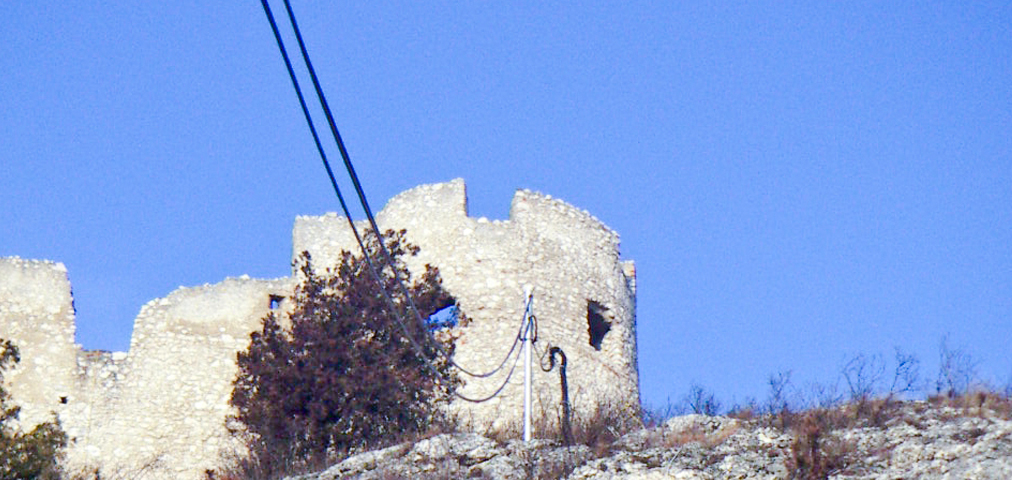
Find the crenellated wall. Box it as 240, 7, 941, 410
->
0, 179, 636, 479
0, 258, 79, 430
294, 179, 638, 428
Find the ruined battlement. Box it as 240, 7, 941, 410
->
0, 179, 637, 479
0, 258, 79, 428
294, 180, 638, 426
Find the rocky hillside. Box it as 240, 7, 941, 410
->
285, 397, 1012, 479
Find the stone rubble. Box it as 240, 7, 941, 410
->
287, 403, 1012, 479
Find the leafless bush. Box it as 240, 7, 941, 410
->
474, 397, 639, 458
70, 454, 167, 480
683, 383, 722, 416
727, 397, 759, 421
641, 399, 679, 427
888, 348, 920, 396
935, 335, 979, 397
764, 370, 797, 430
805, 381, 842, 410
649, 420, 740, 451
842, 353, 885, 402
838, 347, 920, 406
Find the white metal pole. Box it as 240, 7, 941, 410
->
522, 286, 533, 442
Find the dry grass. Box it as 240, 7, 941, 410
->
668, 423, 739, 449
928, 389, 1012, 419
783, 408, 858, 479
475, 399, 641, 456
567, 400, 642, 456
632, 417, 741, 452
838, 395, 902, 429
772, 387, 1012, 479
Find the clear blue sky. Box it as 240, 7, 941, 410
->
2, 2, 1010, 410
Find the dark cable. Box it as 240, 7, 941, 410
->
279, 0, 488, 376
258, 0, 353, 237
261, 0, 526, 399
526, 314, 538, 344
454, 341, 525, 404
551, 347, 572, 445
259, 0, 448, 386
537, 341, 554, 372
534, 342, 572, 445
264, 0, 441, 363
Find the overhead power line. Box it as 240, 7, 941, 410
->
259, 0, 531, 402
276, 0, 498, 378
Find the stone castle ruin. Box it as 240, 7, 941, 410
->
0, 179, 638, 479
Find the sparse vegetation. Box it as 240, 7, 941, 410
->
196, 328, 1012, 480
565, 400, 642, 457
935, 334, 979, 398
784, 408, 857, 479
763, 339, 1010, 479
198, 263, 1009, 480
482, 398, 642, 458
683, 383, 722, 416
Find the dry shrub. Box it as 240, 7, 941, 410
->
928, 389, 1012, 419
646, 420, 740, 451
483, 399, 639, 457
222, 230, 461, 479
568, 400, 642, 456
683, 383, 722, 416
209, 417, 461, 480
727, 399, 759, 422
641, 401, 680, 428
840, 395, 902, 429
782, 384, 1012, 479
677, 423, 738, 449
530, 455, 584, 480
71, 455, 166, 480
785, 409, 856, 480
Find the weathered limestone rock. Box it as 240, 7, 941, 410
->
288, 402, 1012, 480
289, 433, 592, 480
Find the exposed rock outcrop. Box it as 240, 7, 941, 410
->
287, 401, 1012, 479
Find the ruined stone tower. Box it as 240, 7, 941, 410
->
0, 179, 637, 478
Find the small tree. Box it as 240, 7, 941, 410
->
228, 229, 459, 477
0, 339, 68, 480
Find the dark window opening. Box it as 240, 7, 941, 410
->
60, 396, 68, 404
269, 294, 284, 310
587, 300, 611, 351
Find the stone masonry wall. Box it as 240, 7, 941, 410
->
0, 258, 291, 478
0, 179, 636, 479
0, 258, 79, 430
293, 179, 639, 429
